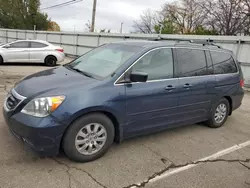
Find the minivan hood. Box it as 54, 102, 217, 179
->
14, 66, 98, 97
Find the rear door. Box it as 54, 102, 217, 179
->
3, 41, 30, 62
29, 42, 49, 62
123, 48, 180, 138
210, 51, 239, 104
174, 48, 216, 122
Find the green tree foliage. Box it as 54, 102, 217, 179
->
0, 0, 50, 30
100, 29, 111, 33
193, 26, 218, 35
154, 20, 177, 34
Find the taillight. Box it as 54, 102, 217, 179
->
56, 49, 64, 53
240, 79, 244, 88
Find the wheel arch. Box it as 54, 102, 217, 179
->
61, 108, 123, 147
44, 54, 57, 62
0, 54, 4, 63
224, 96, 233, 115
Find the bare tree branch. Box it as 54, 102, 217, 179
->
132, 9, 158, 34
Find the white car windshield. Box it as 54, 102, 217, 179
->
66, 44, 142, 78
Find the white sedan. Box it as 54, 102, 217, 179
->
0, 40, 65, 66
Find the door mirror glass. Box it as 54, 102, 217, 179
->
4, 44, 10, 48
130, 71, 148, 82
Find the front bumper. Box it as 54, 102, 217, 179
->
3, 105, 67, 156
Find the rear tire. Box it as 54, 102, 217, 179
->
63, 113, 115, 162
205, 98, 230, 128
45, 55, 57, 66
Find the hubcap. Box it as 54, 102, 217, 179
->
48, 58, 55, 65
75, 123, 107, 155
214, 103, 227, 124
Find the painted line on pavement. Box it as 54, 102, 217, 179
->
149, 140, 250, 184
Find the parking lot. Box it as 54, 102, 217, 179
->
0, 60, 250, 188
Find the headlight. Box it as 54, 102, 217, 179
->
21, 96, 65, 117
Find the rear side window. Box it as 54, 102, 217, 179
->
9, 41, 29, 48
30, 42, 48, 48
211, 51, 237, 74
131, 48, 173, 81
176, 48, 207, 77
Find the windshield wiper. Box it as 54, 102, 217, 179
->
70, 67, 94, 78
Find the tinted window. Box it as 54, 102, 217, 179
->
9, 41, 29, 48
176, 48, 207, 77
67, 44, 142, 78
31, 42, 48, 48
211, 51, 237, 74
131, 48, 173, 81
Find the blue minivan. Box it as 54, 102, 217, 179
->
3, 41, 244, 162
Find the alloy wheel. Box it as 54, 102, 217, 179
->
75, 123, 107, 155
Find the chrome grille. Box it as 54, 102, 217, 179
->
6, 93, 21, 110
4, 89, 26, 112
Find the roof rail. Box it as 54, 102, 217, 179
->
149, 37, 222, 49
195, 39, 222, 49
203, 42, 221, 49
149, 36, 193, 43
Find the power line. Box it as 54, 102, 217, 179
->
41, 0, 83, 10
41, 0, 82, 10
41, 0, 62, 7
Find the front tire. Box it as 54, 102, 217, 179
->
63, 113, 115, 162
205, 98, 230, 128
0, 55, 3, 64
45, 55, 57, 66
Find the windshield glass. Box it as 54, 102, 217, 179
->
0, 43, 7, 46
67, 44, 142, 78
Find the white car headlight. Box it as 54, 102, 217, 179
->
21, 96, 65, 117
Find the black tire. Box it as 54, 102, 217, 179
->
45, 55, 57, 66
205, 98, 230, 128
0, 55, 3, 64
63, 113, 115, 162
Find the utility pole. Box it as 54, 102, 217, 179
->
120, 22, 123, 34
90, 0, 97, 32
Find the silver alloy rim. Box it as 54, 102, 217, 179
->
75, 123, 107, 155
214, 103, 227, 124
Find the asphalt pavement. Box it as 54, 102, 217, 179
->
0, 60, 249, 188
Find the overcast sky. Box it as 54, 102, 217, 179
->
40, 0, 167, 33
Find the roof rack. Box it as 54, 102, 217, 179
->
194, 39, 221, 49
149, 36, 193, 43
203, 42, 221, 49
149, 37, 222, 49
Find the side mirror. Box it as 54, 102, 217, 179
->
4, 44, 10, 48
130, 71, 148, 83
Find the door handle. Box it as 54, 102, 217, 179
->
183, 83, 192, 88
165, 85, 175, 90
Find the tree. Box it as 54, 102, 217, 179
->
154, 20, 178, 34
48, 21, 61, 31
85, 20, 91, 32
0, 0, 51, 30
161, 0, 207, 34
200, 0, 250, 35
132, 9, 158, 34
193, 25, 218, 35
242, 0, 250, 35
99, 29, 111, 33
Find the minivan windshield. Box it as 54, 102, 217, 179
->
66, 44, 142, 78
